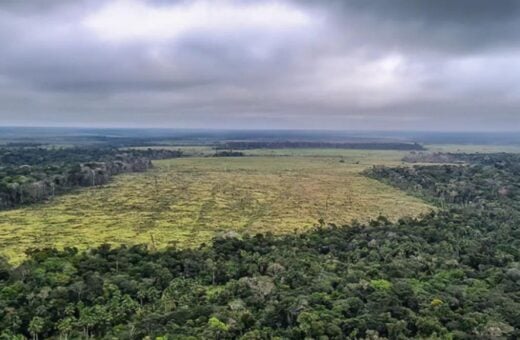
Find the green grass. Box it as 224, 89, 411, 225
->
0, 151, 433, 263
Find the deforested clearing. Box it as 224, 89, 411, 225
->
0, 151, 432, 263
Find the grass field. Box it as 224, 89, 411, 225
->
0, 150, 433, 263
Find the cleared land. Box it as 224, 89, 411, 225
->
0, 150, 433, 263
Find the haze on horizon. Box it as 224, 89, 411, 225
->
1, 0, 520, 131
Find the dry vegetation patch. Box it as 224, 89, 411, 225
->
0, 151, 432, 263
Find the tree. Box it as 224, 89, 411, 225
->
207, 317, 229, 339
28, 317, 45, 340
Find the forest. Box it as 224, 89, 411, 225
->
213, 151, 245, 157
217, 141, 425, 151
0, 152, 519, 339
0, 147, 183, 209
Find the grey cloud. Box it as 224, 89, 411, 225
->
0, 0, 519, 130
317, 0, 520, 53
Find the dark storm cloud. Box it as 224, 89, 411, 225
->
0, 0, 519, 130
323, 0, 520, 54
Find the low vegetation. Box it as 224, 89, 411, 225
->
0, 152, 432, 263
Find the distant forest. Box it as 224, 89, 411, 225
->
1, 152, 519, 338
0, 147, 182, 210
217, 141, 425, 151
2, 127, 520, 146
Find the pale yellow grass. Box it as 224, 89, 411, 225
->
0, 152, 432, 263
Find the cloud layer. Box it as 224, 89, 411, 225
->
1, 0, 519, 130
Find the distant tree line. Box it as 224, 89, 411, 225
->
0, 152, 520, 338
402, 151, 462, 164
369, 153, 520, 207
217, 141, 425, 151
400, 151, 517, 164
213, 151, 245, 157
0, 147, 183, 209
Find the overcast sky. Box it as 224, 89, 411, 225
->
1, 0, 520, 131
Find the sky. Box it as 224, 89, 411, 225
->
1, 0, 520, 131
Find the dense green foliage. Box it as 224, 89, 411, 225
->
0, 147, 184, 167
1, 153, 519, 339
0, 147, 183, 209
370, 153, 520, 207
